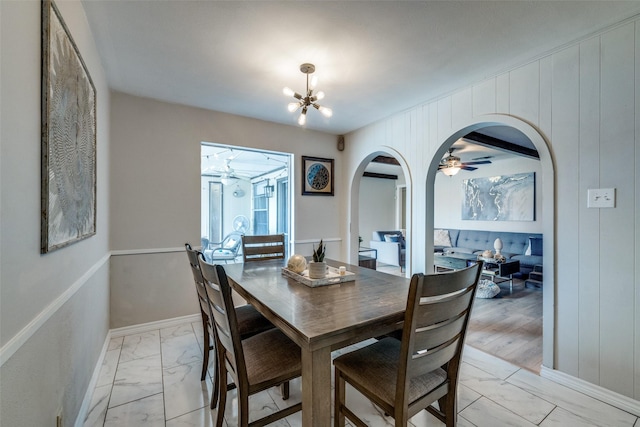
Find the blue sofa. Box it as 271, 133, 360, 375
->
434, 228, 543, 277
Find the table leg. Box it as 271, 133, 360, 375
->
301, 346, 332, 427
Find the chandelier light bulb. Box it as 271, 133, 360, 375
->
288, 102, 300, 112
309, 75, 318, 89
298, 111, 307, 126
283, 87, 295, 97
315, 91, 325, 101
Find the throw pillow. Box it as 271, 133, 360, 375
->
434, 229, 452, 247
525, 240, 531, 256
384, 234, 400, 243
224, 237, 238, 249
529, 237, 543, 256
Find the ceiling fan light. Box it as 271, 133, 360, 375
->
220, 174, 239, 185
441, 167, 460, 177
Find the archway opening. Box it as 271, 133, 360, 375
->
426, 115, 555, 373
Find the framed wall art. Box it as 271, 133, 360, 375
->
302, 156, 334, 196
462, 172, 535, 221
41, 0, 97, 253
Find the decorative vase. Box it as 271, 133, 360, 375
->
308, 261, 327, 279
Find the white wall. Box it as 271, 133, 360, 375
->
359, 176, 397, 245
109, 92, 339, 328
0, 1, 111, 426
434, 156, 543, 233
345, 20, 640, 401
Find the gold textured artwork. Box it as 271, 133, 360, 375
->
41, 0, 96, 253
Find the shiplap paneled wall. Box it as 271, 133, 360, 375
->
345, 21, 639, 400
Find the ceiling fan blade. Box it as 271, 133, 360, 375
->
461, 165, 478, 171
461, 160, 492, 165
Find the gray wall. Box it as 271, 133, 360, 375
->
345, 20, 640, 400
109, 92, 340, 328
0, 1, 111, 426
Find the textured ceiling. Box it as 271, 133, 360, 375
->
83, 1, 640, 135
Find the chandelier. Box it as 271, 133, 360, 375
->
283, 63, 332, 126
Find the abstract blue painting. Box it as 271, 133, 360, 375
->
462, 172, 535, 221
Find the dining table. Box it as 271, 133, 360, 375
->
222, 258, 410, 427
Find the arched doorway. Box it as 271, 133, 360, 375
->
349, 149, 411, 277
426, 114, 555, 371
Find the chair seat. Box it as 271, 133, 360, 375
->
236, 304, 274, 338
333, 337, 447, 406
243, 328, 302, 393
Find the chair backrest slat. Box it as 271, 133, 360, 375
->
411, 313, 466, 354
409, 336, 461, 376
242, 234, 286, 262
413, 287, 475, 326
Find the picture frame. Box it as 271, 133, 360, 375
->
41, 0, 97, 253
302, 156, 334, 196
462, 172, 535, 221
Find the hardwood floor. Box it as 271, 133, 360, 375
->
377, 263, 543, 373
466, 280, 543, 373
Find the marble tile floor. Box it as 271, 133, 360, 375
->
83, 320, 639, 427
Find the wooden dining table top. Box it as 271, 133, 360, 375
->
222, 258, 410, 351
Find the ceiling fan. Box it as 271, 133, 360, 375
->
438, 148, 491, 176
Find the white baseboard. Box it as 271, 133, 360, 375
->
540, 366, 640, 417
110, 313, 201, 338
74, 330, 112, 427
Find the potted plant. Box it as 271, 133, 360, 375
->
308, 239, 326, 279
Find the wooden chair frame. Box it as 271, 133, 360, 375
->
242, 234, 286, 263
198, 255, 301, 427
334, 262, 483, 427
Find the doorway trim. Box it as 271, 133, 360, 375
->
425, 114, 556, 369
349, 148, 412, 277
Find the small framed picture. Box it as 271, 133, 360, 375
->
302, 156, 334, 196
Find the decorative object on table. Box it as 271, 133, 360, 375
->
493, 237, 503, 255
283, 63, 332, 126
287, 254, 307, 274
308, 239, 326, 279
302, 156, 334, 196
41, 0, 97, 253
476, 279, 501, 298
282, 265, 355, 287
481, 249, 493, 259
462, 172, 535, 221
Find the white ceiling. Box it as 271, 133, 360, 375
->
83, 1, 640, 136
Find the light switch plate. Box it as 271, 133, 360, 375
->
587, 188, 615, 208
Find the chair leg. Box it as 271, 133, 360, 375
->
334, 370, 346, 427
280, 381, 290, 400
239, 388, 250, 427
215, 368, 227, 427
201, 319, 210, 381
442, 392, 457, 427
210, 346, 220, 410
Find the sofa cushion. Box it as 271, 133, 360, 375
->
434, 229, 452, 247
384, 234, 400, 242
512, 254, 543, 268
529, 237, 543, 256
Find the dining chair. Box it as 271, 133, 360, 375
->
185, 245, 275, 393
242, 233, 286, 263
333, 262, 483, 427
198, 254, 302, 427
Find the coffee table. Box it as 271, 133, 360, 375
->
433, 252, 478, 271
